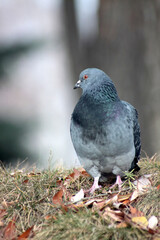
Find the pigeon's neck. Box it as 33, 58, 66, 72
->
83, 83, 119, 103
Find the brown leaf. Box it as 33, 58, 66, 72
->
116, 221, 128, 228
44, 215, 57, 220
22, 179, 29, 184
61, 204, 69, 212
1, 200, 18, 208
27, 172, 41, 177
103, 207, 124, 222
52, 189, 63, 205
1, 199, 8, 208
0, 209, 7, 220
56, 180, 62, 186
93, 200, 106, 210
105, 194, 118, 205
124, 206, 148, 231
122, 199, 130, 205
157, 184, 160, 190
4, 216, 17, 240
130, 205, 144, 217
77, 167, 90, 177
66, 169, 81, 181
68, 203, 84, 210
17, 226, 34, 239
81, 171, 90, 177
118, 194, 131, 202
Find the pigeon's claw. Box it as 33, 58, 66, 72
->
89, 176, 101, 194
110, 175, 122, 191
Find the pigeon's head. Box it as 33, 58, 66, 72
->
74, 68, 119, 101
74, 68, 111, 92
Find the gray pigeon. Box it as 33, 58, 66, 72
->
70, 68, 141, 193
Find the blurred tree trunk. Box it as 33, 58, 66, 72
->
95, 0, 160, 156
63, 0, 80, 81
63, 0, 160, 156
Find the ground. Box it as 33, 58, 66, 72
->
0, 155, 160, 240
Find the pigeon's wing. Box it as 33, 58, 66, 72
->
122, 101, 141, 171
133, 109, 141, 160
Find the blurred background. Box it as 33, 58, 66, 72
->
0, 0, 160, 169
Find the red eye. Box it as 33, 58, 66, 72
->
84, 74, 88, 79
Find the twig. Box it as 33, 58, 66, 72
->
65, 187, 131, 205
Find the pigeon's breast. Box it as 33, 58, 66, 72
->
70, 111, 134, 159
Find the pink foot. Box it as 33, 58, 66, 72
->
85, 176, 101, 194
110, 175, 123, 191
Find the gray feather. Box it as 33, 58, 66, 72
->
70, 68, 141, 181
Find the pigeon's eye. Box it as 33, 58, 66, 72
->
84, 74, 88, 80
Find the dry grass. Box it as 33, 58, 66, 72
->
0, 155, 159, 240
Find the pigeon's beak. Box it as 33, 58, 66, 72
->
73, 80, 81, 89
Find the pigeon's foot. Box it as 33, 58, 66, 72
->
85, 176, 101, 194
110, 175, 122, 191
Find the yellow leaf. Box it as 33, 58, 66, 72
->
118, 193, 131, 202
132, 216, 148, 227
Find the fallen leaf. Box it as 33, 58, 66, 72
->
17, 226, 34, 239
1, 200, 18, 208
71, 189, 84, 203
27, 172, 41, 177
93, 200, 106, 210
56, 180, 62, 186
10, 170, 23, 176
122, 199, 130, 205
116, 221, 128, 228
1, 199, 8, 208
77, 167, 87, 173
131, 176, 153, 201
130, 205, 144, 217
148, 216, 158, 230
132, 216, 148, 228
118, 194, 131, 202
81, 171, 90, 177
103, 207, 124, 222
152, 237, 160, 240
44, 215, 51, 220
22, 179, 29, 184
68, 203, 84, 210
52, 189, 63, 205
105, 194, 118, 205
66, 169, 81, 181
0, 220, 4, 227
44, 215, 57, 220
28, 172, 36, 177
0, 209, 7, 220
113, 202, 127, 210
130, 189, 139, 201
157, 184, 160, 190
4, 216, 17, 240
61, 204, 69, 212
85, 198, 102, 206
133, 176, 151, 192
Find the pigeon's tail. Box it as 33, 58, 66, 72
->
100, 158, 140, 183
129, 157, 140, 172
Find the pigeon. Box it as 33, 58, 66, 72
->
70, 68, 141, 193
